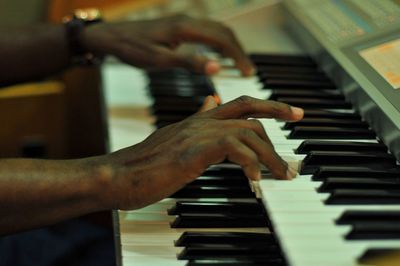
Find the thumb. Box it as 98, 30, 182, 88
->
198, 95, 220, 113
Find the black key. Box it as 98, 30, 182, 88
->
201, 167, 246, 178
149, 86, 212, 97
312, 166, 400, 181
346, 222, 400, 240
171, 185, 254, 198
301, 151, 396, 174
153, 96, 205, 105
147, 69, 196, 78
149, 77, 210, 87
178, 244, 280, 260
275, 98, 351, 109
296, 141, 387, 154
358, 248, 400, 264
284, 118, 368, 130
168, 201, 264, 215
317, 177, 400, 192
175, 232, 274, 247
269, 89, 343, 100
264, 80, 335, 89
257, 65, 322, 75
325, 189, 400, 205
190, 175, 249, 186
288, 126, 376, 140
171, 213, 268, 228
260, 73, 329, 82
250, 53, 316, 67
186, 259, 285, 266
303, 110, 361, 119
337, 210, 400, 225
152, 103, 201, 112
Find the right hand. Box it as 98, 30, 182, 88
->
95, 96, 303, 210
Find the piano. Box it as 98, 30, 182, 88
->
106, 0, 400, 265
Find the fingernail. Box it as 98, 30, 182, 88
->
205, 61, 221, 75
291, 106, 304, 119
286, 166, 297, 180
243, 66, 256, 76
212, 94, 222, 105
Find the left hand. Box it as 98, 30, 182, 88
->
80, 14, 255, 76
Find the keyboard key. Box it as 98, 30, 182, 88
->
296, 140, 387, 154
325, 189, 400, 205
175, 232, 275, 246
168, 201, 264, 215
284, 118, 369, 130
288, 126, 376, 139
311, 166, 400, 181
337, 210, 400, 225
170, 213, 268, 228
317, 177, 400, 192
301, 151, 397, 174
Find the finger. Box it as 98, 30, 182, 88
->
218, 119, 272, 145
220, 136, 261, 181
234, 128, 294, 180
207, 96, 304, 121
175, 19, 255, 76
224, 33, 256, 76
198, 95, 219, 113
113, 41, 212, 73
204, 61, 221, 75
151, 46, 220, 74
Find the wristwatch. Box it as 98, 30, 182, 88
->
63, 8, 103, 66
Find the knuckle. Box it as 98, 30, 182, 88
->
245, 152, 258, 165
249, 119, 264, 130
218, 135, 236, 147
269, 101, 284, 116
236, 95, 254, 107
237, 128, 253, 139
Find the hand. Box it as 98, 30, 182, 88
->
81, 14, 255, 76
96, 96, 303, 210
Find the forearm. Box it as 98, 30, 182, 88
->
0, 158, 107, 235
0, 24, 70, 86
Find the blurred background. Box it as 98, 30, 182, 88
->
0, 0, 269, 24
0, 0, 274, 161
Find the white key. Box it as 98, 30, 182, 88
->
118, 199, 270, 266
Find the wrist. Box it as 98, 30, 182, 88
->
63, 8, 104, 66
77, 157, 115, 211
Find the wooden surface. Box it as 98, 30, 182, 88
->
0, 81, 67, 158
61, 66, 109, 157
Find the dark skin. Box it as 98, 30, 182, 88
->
0, 15, 303, 235
0, 15, 254, 85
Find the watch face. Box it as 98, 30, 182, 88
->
74, 8, 102, 23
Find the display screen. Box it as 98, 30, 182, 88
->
359, 38, 400, 90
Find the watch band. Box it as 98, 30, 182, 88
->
63, 9, 103, 66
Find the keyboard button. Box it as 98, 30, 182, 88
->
325, 189, 400, 205
288, 126, 376, 139
296, 140, 387, 154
